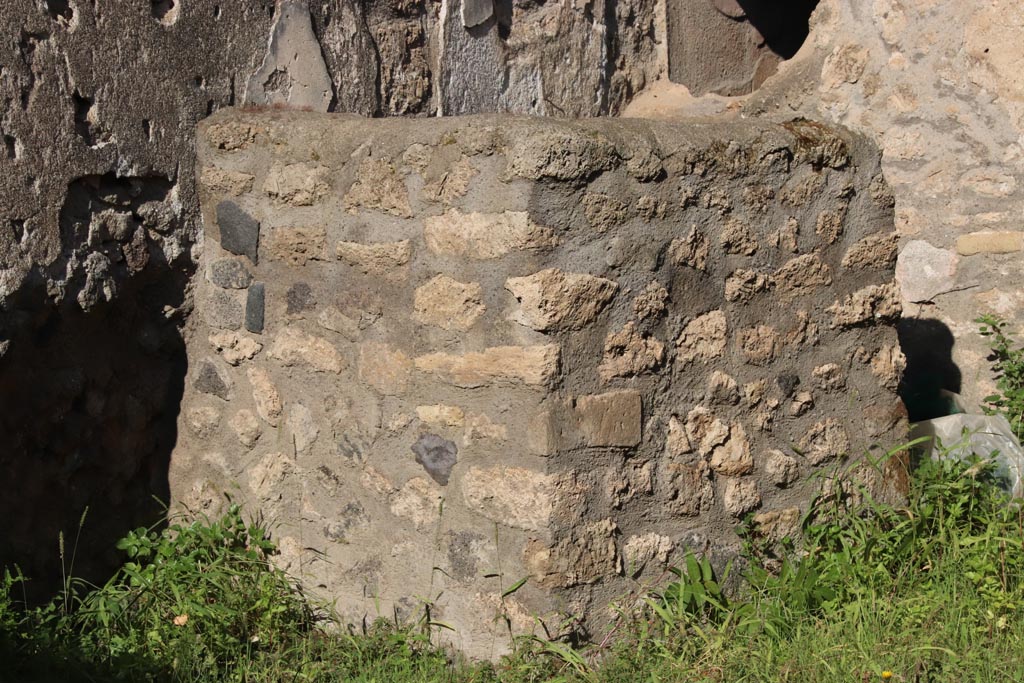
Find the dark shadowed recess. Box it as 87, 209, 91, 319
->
898, 317, 962, 423
0, 253, 187, 606
737, 0, 820, 60
667, 0, 820, 96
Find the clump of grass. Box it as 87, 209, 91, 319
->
513, 454, 1024, 683
3, 455, 1023, 683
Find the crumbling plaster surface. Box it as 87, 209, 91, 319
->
1, 0, 666, 347
177, 108, 906, 657
629, 0, 1024, 410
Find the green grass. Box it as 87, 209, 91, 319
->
3, 455, 1024, 683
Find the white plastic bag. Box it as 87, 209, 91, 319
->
910, 412, 1024, 500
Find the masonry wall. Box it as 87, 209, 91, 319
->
172, 109, 906, 656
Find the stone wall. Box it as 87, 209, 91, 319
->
174, 109, 906, 656
630, 0, 1024, 416
0, 0, 664, 591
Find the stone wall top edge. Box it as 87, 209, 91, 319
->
197, 108, 872, 160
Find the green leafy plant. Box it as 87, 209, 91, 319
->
977, 313, 1024, 440
70, 503, 315, 679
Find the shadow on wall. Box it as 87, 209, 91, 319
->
667, 0, 820, 96
898, 317, 963, 423
0, 273, 186, 602
737, 0, 820, 60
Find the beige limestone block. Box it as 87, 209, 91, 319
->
668, 226, 709, 270
752, 507, 801, 542
423, 210, 559, 259
738, 325, 781, 366
506, 269, 618, 332
317, 306, 360, 340
720, 219, 757, 255
524, 519, 621, 588
206, 121, 260, 151
462, 466, 557, 531
799, 419, 850, 465
360, 465, 396, 496
598, 322, 665, 380
723, 478, 761, 517
505, 126, 618, 181
821, 43, 869, 88
463, 413, 508, 444
664, 416, 691, 458
677, 310, 727, 364
343, 158, 412, 217
789, 391, 814, 417
263, 161, 330, 206
815, 207, 847, 244
842, 233, 899, 270
574, 390, 642, 448
724, 269, 772, 303
827, 282, 901, 328
774, 254, 833, 296
583, 193, 629, 232
336, 240, 412, 276
246, 366, 283, 426
186, 406, 221, 437
528, 409, 558, 456
955, 231, 1024, 256
200, 166, 255, 196
684, 407, 728, 457
287, 403, 319, 453
709, 422, 753, 476
413, 275, 485, 331
666, 461, 714, 516
708, 371, 740, 405
269, 326, 346, 373
390, 477, 443, 529
229, 409, 262, 448
359, 342, 412, 395
416, 404, 466, 427
209, 331, 263, 366
813, 363, 846, 391
870, 344, 906, 392
414, 345, 560, 388
421, 156, 477, 204
268, 226, 327, 266
632, 281, 669, 319
248, 452, 294, 499
622, 533, 674, 577
769, 216, 800, 253
765, 449, 799, 487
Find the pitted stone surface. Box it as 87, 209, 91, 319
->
172, 111, 905, 660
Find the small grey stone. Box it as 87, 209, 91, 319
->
462, 0, 493, 27
194, 359, 231, 400
208, 258, 253, 289
245, 282, 265, 334
216, 200, 260, 264
206, 288, 244, 330
412, 433, 458, 486
285, 282, 315, 314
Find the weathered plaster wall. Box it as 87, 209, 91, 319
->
175, 109, 906, 656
